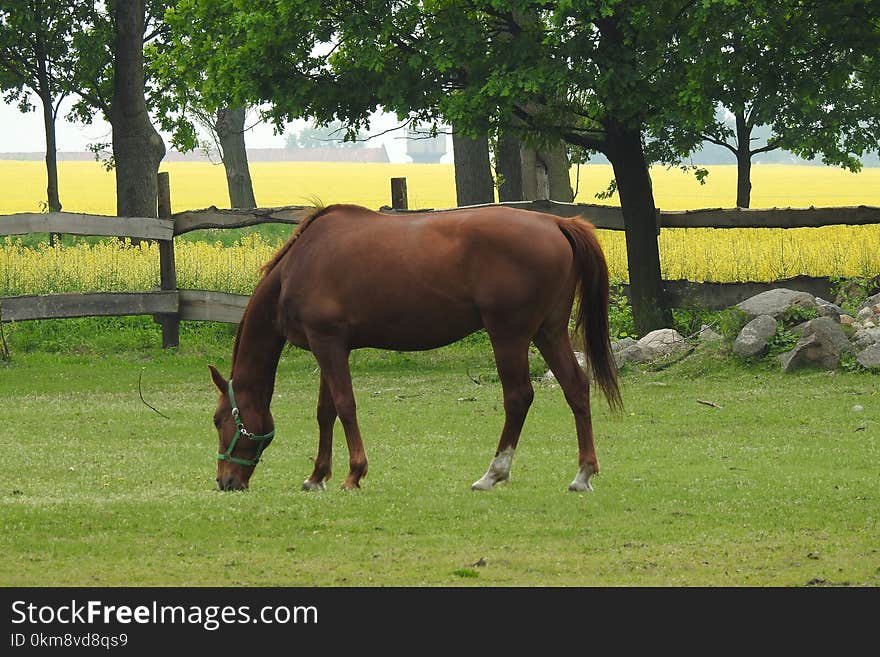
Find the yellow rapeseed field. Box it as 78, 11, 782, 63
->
1, 160, 879, 295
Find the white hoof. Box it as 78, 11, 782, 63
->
471, 447, 514, 491
301, 479, 326, 492
568, 464, 596, 492
471, 472, 507, 490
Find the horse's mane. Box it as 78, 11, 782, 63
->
258, 204, 334, 280
231, 205, 334, 367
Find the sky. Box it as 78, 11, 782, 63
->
0, 96, 423, 163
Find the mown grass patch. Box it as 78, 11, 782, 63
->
1, 320, 877, 586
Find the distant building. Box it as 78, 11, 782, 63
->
246, 147, 389, 163
405, 127, 447, 164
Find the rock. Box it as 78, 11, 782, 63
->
632, 328, 687, 362
852, 327, 880, 350
736, 288, 818, 320
840, 314, 855, 326
856, 306, 874, 322
734, 315, 777, 357
856, 292, 880, 315
780, 333, 842, 372
618, 342, 648, 365
785, 322, 855, 371
613, 329, 688, 365
698, 324, 723, 342
856, 344, 880, 370
607, 338, 637, 369
852, 405, 864, 412
800, 317, 854, 354
815, 297, 844, 320
611, 338, 636, 354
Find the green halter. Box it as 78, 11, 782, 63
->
216, 379, 275, 467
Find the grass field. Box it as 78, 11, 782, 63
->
0, 320, 878, 586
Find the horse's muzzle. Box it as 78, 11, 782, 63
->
216, 475, 248, 491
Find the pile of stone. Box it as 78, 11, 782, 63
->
604, 288, 880, 373
733, 288, 880, 372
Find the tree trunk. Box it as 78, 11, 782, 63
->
521, 145, 538, 200
215, 106, 257, 209
542, 143, 574, 202
496, 131, 524, 201
519, 142, 574, 202
38, 89, 61, 214
38, 81, 62, 246
110, 0, 165, 222
605, 123, 672, 335
35, 32, 61, 245
452, 129, 495, 206
735, 112, 752, 208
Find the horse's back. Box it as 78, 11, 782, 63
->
277, 204, 576, 349
296, 203, 572, 270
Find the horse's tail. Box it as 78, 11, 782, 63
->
555, 217, 623, 412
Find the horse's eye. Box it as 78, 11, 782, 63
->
213, 417, 222, 429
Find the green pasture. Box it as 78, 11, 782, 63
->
0, 319, 877, 586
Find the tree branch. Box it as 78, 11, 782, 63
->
750, 139, 782, 156
700, 134, 737, 154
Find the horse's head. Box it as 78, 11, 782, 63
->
209, 365, 275, 492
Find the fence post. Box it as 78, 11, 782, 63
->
391, 177, 408, 210
157, 172, 179, 348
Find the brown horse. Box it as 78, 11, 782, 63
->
209, 203, 621, 493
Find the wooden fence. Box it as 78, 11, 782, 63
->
2, 172, 879, 348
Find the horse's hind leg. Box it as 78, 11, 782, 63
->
302, 373, 335, 491
533, 328, 598, 492
307, 336, 368, 490
472, 332, 534, 490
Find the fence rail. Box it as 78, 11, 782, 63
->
1, 212, 174, 240
2, 173, 879, 347
172, 205, 313, 236
381, 199, 880, 231
1, 291, 178, 322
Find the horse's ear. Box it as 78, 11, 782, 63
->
208, 365, 227, 394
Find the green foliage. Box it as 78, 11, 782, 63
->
671, 307, 725, 339
3, 316, 236, 356
839, 352, 866, 373
0, 1, 92, 108
682, 0, 880, 204
594, 179, 618, 201
0, 0, 97, 208
765, 323, 799, 358
608, 291, 637, 340
830, 276, 876, 316
716, 307, 751, 339
779, 304, 819, 326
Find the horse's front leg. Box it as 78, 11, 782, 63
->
307, 336, 368, 490
302, 373, 335, 491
